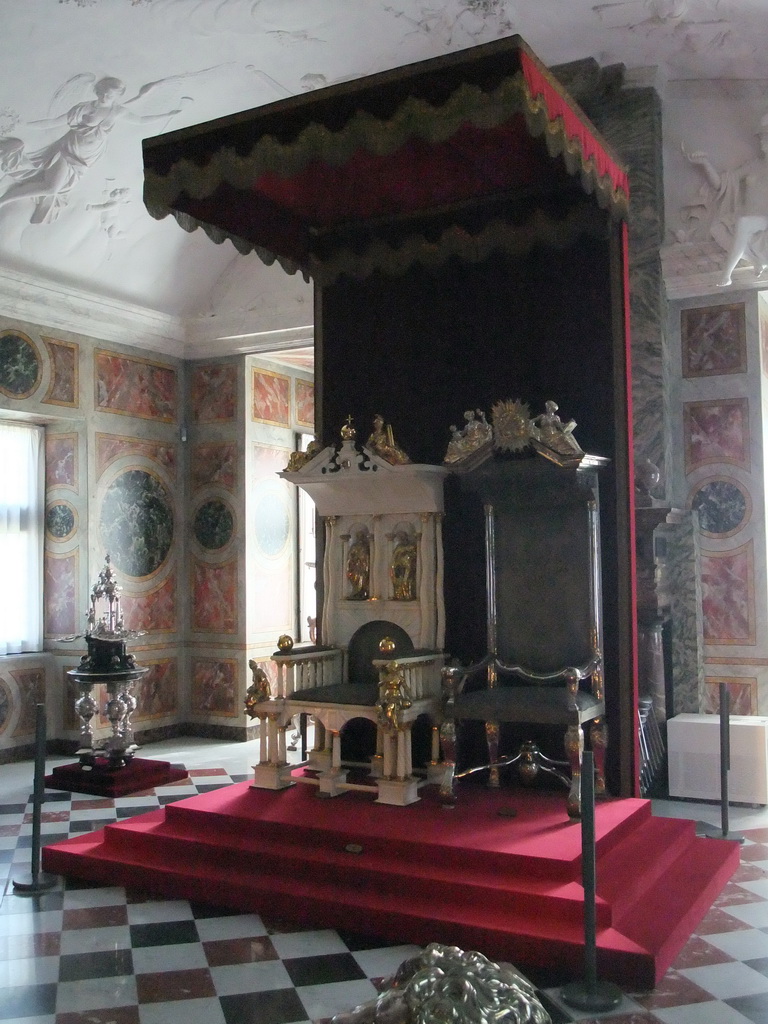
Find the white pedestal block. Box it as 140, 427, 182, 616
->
317, 768, 349, 797
375, 776, 420, 806
251, 763, 296, 790
667, 713, 768, 804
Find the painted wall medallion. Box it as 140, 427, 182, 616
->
681, 303, 747, 378
42, 337, 79, 407
191, 658, 238, 717
295, 378, 315, 428
45, 433, 77, 490
194, 499, 234, 551
95, 350, 177, 422
45, 501, 76, 541
252, 367, 290, 426
0, 331, 41, 399
0, 678, 9, 736
189, 363, 237, 423
100, 468, 174, 579
700, 542, 755, 645
683, 398, 750, 473
253, 480, 290, 559
690, 479, 749, 538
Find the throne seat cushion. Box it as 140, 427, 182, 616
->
288, 682, 380, 706
453, 685, 604, 726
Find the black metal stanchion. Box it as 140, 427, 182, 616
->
560, 751, 622, 1013
696, 683, 745, 843
13, 703, 58, 893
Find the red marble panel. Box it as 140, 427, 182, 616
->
95, 350, 177, 423
10, 667, 45, 737
45, 433, 77, 490
684, 397, 750, 473
702, 676, 757, 714
681, 303, 747, 378
191, 658, 239, 717
96, 433, 177, 480
190, 442, 237, 492
44, 550, 78, 637
0, 677, 11, 736
252, 367, 290, 426
133, 660, 178, 721
42, 337, 78, 407
121, 574, 176, 634
295, 378, 315, 429
189, 363, 237, 423
192, 559, 238, 634
700, 543, 755, 644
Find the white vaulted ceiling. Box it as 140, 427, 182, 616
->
1, 0, 766, 356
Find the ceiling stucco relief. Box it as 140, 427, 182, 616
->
0, 0, 767, 343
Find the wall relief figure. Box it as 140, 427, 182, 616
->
346, 528, 370, 600
390, 530, 417, 601
681, 116, 768, 286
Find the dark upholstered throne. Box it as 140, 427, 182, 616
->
439, 450, 608, 817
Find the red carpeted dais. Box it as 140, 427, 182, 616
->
42, 779, 739, 989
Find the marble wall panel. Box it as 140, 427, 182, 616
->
191, 558, 238, 634
95, 350, 177, 423
684, 397, 750, 472
10, 667, 45, 738
189, 362, 237, 423
700, 542, 755, 645
681, 303, 747, 378
133, 659, 178, 722
295, 378, 315, 429
45, 433, 77, 490
0, 329, 42, 400
702, 676, 757, 715
96, 433, 177, 480
121, 574, 176, 634
252, 367, 290, 427
190, 442, 237, 492
190, 658, 239, 717
44, 550, 78, 638
41, 337, 78, 408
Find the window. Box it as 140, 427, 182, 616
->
297, 432, 317, 643
0, 421, 43, 654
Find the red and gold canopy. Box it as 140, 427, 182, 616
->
143, 35, 628, 284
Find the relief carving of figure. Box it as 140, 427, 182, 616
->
390, 530, 417, 601
682, 116, 768, 286
366, 414, 411, 465
0, 75, 190, 224
346, 528, 370, 600
443, 408, 492, 464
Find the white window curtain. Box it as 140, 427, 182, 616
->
0, 421, 43, 655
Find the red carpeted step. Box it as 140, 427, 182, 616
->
41, 781, 738, 991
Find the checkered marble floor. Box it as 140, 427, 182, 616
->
1, 739, 768, 1023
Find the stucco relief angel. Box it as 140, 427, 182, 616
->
0, 72, 195, 224
680, 116, 768, 286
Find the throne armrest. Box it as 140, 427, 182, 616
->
372, 651, 445, 700
271, 646, 343, 697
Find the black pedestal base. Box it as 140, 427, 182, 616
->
45, 758, 188, 797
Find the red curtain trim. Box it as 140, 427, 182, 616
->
520, 51, 630, 203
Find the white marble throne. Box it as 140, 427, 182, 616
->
249, 424, 448, 805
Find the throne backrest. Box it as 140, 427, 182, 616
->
347, 619, 414, 686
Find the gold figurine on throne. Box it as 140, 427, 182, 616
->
367, 414, 411, 465
244, 660, 272, 717
376, 659, 413, 732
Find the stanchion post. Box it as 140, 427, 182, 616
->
696, 683, 744, 843
560, 751, 622, 1012
13, 703, 58, 894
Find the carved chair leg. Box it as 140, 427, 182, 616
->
438, 719, 457, 803
486, 721, 501, 787
564, 723, 584, 819
589, 717, 608, 796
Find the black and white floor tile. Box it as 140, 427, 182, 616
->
1, 739, 768, 1024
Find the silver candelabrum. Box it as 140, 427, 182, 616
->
62, 555, 148, 768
